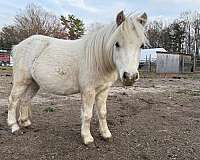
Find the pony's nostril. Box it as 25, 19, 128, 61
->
133, 73, 139, 80
135, 73, 139, 79
123, 72, 129, 80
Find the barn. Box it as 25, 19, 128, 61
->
140, 48, 167, 63
0, 49, 12, 66
139, 48, 167, 72
140, 48, 192, 73
156, 52, 192, 73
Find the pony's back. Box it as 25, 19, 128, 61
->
12, 35, 52, 70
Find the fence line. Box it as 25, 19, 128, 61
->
139, 55, 156, 73
139, 54, 193, 73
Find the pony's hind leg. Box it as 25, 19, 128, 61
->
18, 81, 39, 127
8, 83, 29, 132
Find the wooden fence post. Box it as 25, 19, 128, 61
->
146, 55, 148, 72
193, 54, 196, 72
149, 54, 151, 72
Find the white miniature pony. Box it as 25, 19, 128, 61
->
8, 11, 147, 145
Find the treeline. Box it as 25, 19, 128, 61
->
146, 11, 200, 55
0, 4, 85, 49
1, 4, 200, 55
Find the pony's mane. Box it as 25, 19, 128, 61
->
82, 13, 147, 77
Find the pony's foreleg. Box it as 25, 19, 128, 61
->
81, 88, 95, 145
95, 87, 112, 139
8, 84, 28, 133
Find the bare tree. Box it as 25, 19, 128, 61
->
180, 11, 193, 54
145, 20, 164, 48
145, 10, 200, 55
0, 26, 20, 49
0, 3, 75, 49
192, 11, 200, 56
14, 3, 64, 39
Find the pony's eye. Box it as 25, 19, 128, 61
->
140, 44, 144, 49
115, 42, 120, 48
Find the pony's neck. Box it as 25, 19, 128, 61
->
84, 24, 117, 76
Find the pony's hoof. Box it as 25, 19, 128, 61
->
103, 136, 113, 143
83, 136, 94, 146
101, 130, 112, 140
21, 120, 31, 127
85, 142, 95, 148
11, 123, 20, 133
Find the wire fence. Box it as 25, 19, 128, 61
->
139, 55, 157, 73
139, 54, 193, 73
193, 56, 200, 72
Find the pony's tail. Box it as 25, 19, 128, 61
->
11, 45, 18, 58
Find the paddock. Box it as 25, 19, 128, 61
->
0, 68, 200, 159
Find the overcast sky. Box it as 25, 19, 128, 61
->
0, 0, 200, 28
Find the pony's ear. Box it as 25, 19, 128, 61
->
137, 12, 147, 26
116, 10, 125, 26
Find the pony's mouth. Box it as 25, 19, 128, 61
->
121, 78, 136, 86
120, 72, 139, 86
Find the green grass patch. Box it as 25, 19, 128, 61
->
176, 89, 200, 96
190, 90, 200, 96
44, 106, 56, 112
0, 66, 12, 69
191, 75, 200, 80
0, 66, 13, 75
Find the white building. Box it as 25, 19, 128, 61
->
140, 48, 167, 62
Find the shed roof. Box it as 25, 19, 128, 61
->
157, 51, 192, 56
0, 49, 8, 53
0, 49, 11, 55
140, 48, 167, 62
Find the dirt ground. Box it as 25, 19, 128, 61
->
0, 68, 200, 160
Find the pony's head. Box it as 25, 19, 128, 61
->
108, 11, 147, 86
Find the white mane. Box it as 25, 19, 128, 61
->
83, 14, 147, 76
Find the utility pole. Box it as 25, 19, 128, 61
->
193, 48, 196, 72
196, 12, 200, 56
193, 16, 200, 72
188, 24, 191, 54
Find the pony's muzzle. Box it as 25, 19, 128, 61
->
122, 72, 139, 86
